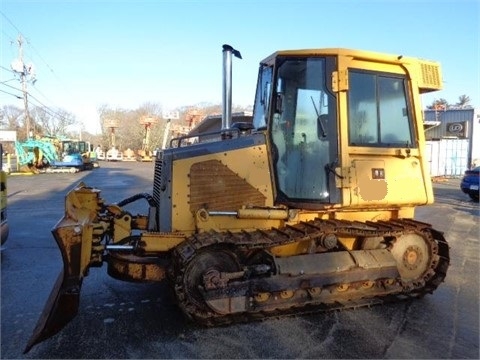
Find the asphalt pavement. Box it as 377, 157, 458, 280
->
1, 162, 478, 359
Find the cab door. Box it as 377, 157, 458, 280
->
338, 57, 432, 207
270, 57, 338, 206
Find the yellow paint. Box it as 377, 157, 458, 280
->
354, 160, 388, 203
195, 213, 283, 233
172, 143, 273, 233
338, 237, 357, 250
348, 158, 429, 206
141, 232, 186, 252
269, 239, 313, 257
333, 53, 435, 209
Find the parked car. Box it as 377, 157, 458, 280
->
1, 144, 9, 246
460, 166, 480, 202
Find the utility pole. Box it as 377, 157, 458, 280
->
16, 34, 31, 139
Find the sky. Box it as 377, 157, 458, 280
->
0, 0, 479, 134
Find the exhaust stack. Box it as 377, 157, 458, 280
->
222, 44, 242, 130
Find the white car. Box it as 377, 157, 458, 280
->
106, 147, 123, 161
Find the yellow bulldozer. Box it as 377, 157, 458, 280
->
25, 45, 450, 352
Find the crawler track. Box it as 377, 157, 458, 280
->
171, 218, 450, 326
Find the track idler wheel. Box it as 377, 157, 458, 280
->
389, 232, 434, 287
179, 248, 241, 317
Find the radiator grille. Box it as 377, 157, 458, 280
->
152, 152, 163, 207
419, 62, 442, 92
189, 159, 266, 212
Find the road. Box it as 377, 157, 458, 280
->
1, 161, 479, 359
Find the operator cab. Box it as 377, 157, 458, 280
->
252, 49, 428, 209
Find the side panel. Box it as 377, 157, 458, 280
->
349, 154, 427, 205
157, 133, 274, 233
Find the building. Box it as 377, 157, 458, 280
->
423, 108, 479, 176
187, 111, 253, 143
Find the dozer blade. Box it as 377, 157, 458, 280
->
25, 184, 101, 353
24, 269, 82, 353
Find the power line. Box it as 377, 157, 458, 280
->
1, 66, 74, 127
0, 12, 72, 133
24, 93, 72, 122
1, 29, 18, 62
0, 10, 23, 35
27, 94, 70, 121
1, 82, 71, 122
0, 11, 57, 78
0, 88, 22, 99
1, 29, 16, 43
3, 56, 63, 122
1, 10, 89, 137
0, 65, 15, 73
29, 84, 56, 107
0, 78, 18, 84
25, 39, 57, 77
0, 10, 70, 110
0, 81, 22, 92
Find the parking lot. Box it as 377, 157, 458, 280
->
1, 161, 479, 359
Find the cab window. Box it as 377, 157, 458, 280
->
348, 71, 414, 147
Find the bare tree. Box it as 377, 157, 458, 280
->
427, 98, 449, 110
30, 106, 77, 137
97, 105, 147, 150
1, 105, 23, 130
96, 102, 254, 152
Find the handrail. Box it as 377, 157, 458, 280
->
170, 127, 243, 148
